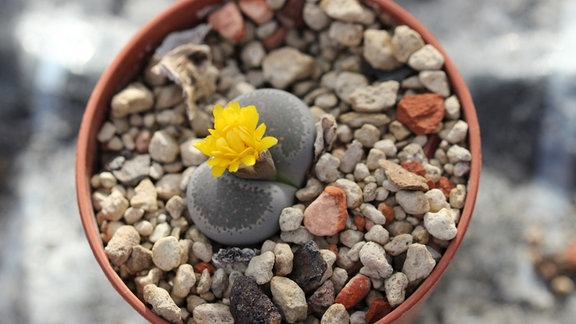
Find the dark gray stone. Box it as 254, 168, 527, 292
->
289, 240, 327, 294
229, 276, 282, 324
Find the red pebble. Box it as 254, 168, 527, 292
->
208, 2, 244, 41
335, 274, 371, 309
435, 176, 455, 199
238, 0, 274, 24
365, 297, 393, 324
397, 93, 445, 135
194, 262, 215, 275
400, 160, 426, 177
377, 202, 395, 225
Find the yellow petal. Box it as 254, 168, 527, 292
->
212, 104, 225, 129
241, 154, 256, 167
254, 123, 266, 140
260, 136, 278, 150
211, 165, 226, 177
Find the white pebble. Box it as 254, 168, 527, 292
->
424, 208, 458, 240
279, 207, 304, 232
245, 251, 275, 285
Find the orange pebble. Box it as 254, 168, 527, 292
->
194, 262, 215, 275
335, 274, 371, 309
353, 213, 366, 232
377, 202, 395, 224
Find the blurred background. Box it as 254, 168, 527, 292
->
0, 0, 575, 323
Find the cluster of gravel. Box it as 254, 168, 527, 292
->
90, 0, 472, 323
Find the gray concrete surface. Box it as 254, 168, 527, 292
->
0, 0, 575, 323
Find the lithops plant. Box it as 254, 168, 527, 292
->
186, 89, 316, 245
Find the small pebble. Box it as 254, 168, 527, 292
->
384, 272, 409, 307
396, 190, 430, 215
308, 280, 336, 318
397, 93, 445, 135
321, 303, 350, 324
384, 233, 413, 256
173, 264, 196, 298
304, 186, 348, 236
402, 243, 436, 283
245, 251, 275, 285
229, 276, 282, 324
354, 124, 381, 148
130, 178, 158, 212
105, 225, 140, 266
315, 153, 342, 183
391, 25, 425, 63
262, 47, 315, 89
408, 44, 445, 71
279, 207, 304, 232
320, 0, 365, 22
99, 190, 129, 221
364, 225, 389, 245
363, 29, 400, 70
152, 236, 182, 271
419, 70, 450, 97
193, 303, 234, 324
423, 208, 458, 240
274, 243, 294, 276
290, 241, 327, 293
333, 178, 363, 209
111, 82, 154, 118
359, 241, 393, 279
360, 203, 386, 225
143, 284, 182, 324
328, 21, 363, 47
335, 274, 371, 309
271, 276, 308, 323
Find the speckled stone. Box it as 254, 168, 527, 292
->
229, 276, 282, 324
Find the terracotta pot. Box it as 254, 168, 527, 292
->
76, 0, 481, 323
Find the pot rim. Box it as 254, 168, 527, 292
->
75, 0, 481, 323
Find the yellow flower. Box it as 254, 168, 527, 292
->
194, 102, 278, 177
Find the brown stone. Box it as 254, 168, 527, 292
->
397, 93, 445, 134
365, 297, 393, 324
379, 159, 429, 191
434, 176, 455, 199
400, 160, 426, 177
304, 186, 348, 236
208, 2, 245, 42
